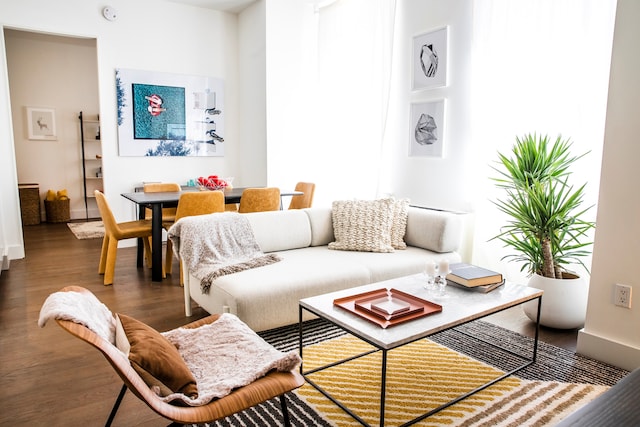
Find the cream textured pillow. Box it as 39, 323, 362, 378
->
390, 198, 410, 249
328, 198, 395, 253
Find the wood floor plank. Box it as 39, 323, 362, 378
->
0, 221, 577, 426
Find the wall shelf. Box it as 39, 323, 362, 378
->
78, 111, 103, 219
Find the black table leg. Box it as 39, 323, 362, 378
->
136, 205, 145, 268
151, 204, 163, 282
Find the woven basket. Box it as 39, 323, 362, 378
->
18, 184, 41, 225
45, 199, 71, 223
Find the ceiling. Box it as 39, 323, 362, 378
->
163, 0, 257, 14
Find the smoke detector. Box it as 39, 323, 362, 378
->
102, 6, 118, 21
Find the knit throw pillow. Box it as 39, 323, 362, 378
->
390, 198, 410, 249
329, 198, 395, 253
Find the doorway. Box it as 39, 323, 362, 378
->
4, 29, 100, 222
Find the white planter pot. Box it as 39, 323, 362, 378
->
522, 273, 588, 329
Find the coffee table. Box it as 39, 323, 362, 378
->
298, 273, 543, 427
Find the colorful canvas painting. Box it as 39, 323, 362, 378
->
116, 68, 224, 157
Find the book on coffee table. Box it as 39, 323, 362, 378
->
447, 278, 505, 293
446, 263, 503, 288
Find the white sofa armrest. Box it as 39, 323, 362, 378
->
404, 207, 462, 253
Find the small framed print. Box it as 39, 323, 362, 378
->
409, 99, 445, 157
412, 26, 448, 91
26, 107, 57, 140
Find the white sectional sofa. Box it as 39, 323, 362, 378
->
181, 206, 463, 332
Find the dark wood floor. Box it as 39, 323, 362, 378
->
0, 222, 579, 426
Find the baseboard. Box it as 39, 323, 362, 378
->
577, 328, 640, 371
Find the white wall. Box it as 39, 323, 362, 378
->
237, 0, 267, 187
382, 0, 473, 213
577, 0, 640, 370
0, 0, 248, 257
264, 0, 319, 201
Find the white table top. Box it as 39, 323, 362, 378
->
299, 273, 543, 350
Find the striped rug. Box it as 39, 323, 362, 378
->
297, 334, 608, 426
192, 319, 628, 427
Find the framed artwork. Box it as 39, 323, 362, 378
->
116, 68, 225, 156
26, 107, 57, 140
412, 26, 448, 90
409, 99, 445, 157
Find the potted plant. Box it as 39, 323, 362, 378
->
491, 133, 595, 329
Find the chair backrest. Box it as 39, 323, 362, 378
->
94, 190, 118, 234
288, 182, 315, 210
238, 187, 281, 213
175, 191, 225, 221
143, 183, 181, 220
143, 182, 181, 193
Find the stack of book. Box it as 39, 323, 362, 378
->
445, 263, 504, 293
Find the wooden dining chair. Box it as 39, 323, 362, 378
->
47, 286, 304, 427
94, 190, 153, 286
164, 191, 225, 283
238, 187, 280, 213
238, 187, 281, 213
288, 182, 315, 210
143, 182, 181, 223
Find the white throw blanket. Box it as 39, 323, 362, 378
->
168, 212, 281, 293
160, 313, 301, 406
38, 290, 116, 344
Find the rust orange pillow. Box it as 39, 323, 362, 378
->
115, 313, 198, 398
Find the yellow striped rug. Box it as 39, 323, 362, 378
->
296, 335, 608, 426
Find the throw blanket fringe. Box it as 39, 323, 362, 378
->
168, 212, 281, 294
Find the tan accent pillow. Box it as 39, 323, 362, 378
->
115, 313, 198, 398
390, 198, 410, 250
328, 198, 395, 253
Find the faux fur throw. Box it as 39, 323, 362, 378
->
38, 291, 116, 344
168, 212, 281, 294
160, 313, 301, 406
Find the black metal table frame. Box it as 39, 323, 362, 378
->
298, 295, 541, 427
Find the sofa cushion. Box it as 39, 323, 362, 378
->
305, 207, 334, 246
404, 207, 462, 253
328, 198, 395, 253
115, 313, 198, 398
244, 209, 311, 253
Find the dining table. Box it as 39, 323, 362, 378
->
121, 186, 302, 282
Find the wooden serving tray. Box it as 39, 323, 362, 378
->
334, 288, 442, 328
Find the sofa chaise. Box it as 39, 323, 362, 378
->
178, 204, 463, 332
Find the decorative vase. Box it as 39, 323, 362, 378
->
522, 272, 588, 329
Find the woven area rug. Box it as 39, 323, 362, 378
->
67, 221, 104, 239
189, 319, 629, 427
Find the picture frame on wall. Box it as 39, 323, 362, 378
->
115, 68, 225, 157
26, 107, 57, 140
412, 26, 448, 91
409, 99, 445, 157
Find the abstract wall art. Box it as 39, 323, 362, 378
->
409, 100, 445, 157
116, 68, 224, 156
412, 27, 448, 91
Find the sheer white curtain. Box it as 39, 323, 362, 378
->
469, 0, 617, 282
311, 0, 396, 204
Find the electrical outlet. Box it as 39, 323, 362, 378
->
614, 283, 632, 308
